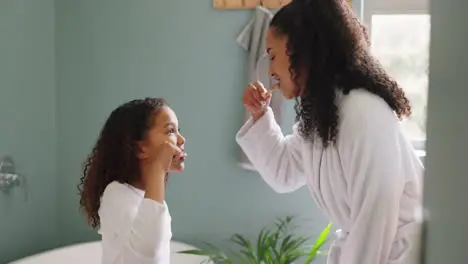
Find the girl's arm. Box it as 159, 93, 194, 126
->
100, 178, 171, 264
120, 199, 170, 264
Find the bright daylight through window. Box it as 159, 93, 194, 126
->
364, 0, 430, 151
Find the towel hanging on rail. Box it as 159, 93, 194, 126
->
236, 6, 284, 170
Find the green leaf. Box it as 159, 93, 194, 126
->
304, 222, 333, 264
177, 249, 211, 256
178, 248, 231, 264
180, 216, 332, 264
230, 234, 256, 261
257, 228, 271, 261
230, 249, 251, 263
279, 234, 293, 255
282, 236, 308, 255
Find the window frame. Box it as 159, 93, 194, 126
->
362, 0, 429, 27
359, 0, 429, 155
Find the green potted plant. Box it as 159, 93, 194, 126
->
178, 216, 333, 264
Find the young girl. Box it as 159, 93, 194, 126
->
78, 97, 187, 264
237, 0, 423, 264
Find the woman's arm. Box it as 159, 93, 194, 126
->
236, 107, 306, 193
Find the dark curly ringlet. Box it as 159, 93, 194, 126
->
270, 0, 411, 147
78, 97, 168, 229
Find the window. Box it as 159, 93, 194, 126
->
362, 0, 430, 151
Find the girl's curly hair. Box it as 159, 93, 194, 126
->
270, 0, 411, 147
78, 97, 168, 229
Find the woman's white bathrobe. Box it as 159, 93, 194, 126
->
236, 89, 424, 264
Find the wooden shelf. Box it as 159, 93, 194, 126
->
214, 0, 352, 9
213, 0, 291, 9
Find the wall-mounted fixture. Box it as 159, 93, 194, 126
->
0, 156, 25, 198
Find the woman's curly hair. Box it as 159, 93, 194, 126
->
78, 97, 168, 229
270, 0, 411, 147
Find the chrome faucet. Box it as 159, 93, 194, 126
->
0, 156, 24, 193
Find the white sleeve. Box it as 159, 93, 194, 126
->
100, 195, 170, 264
337, 104, 404, 264
236, 107, 306, 193
122, 199, 170, 263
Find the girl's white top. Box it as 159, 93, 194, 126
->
236, 89, 424, 264
98, 181, 172, 264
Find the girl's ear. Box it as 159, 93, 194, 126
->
136, 141, 149, 160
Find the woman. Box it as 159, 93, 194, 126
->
78, 98, 187, 264
236, 0, 424, 263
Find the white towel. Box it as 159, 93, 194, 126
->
237, 6, 284, 170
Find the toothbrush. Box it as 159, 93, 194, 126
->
268, 83, 279, 95
259, 83, 278, 107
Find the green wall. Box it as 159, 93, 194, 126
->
0, 0, 57, 263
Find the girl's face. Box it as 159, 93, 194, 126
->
266, 27, 306, 99
140, 106, 186, 172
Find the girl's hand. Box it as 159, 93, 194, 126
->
153, 141, 183, 173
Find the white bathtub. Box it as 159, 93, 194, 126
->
10, 240, 210, 264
